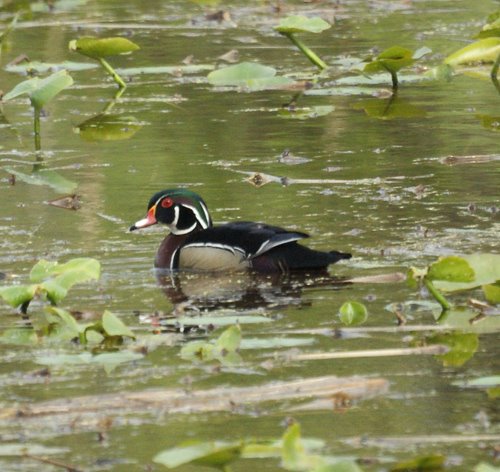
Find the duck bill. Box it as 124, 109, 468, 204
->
129, 207, 157, 231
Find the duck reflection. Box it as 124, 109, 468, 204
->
156, 269, 348, 312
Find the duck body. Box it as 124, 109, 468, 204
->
130, 189, 351, 273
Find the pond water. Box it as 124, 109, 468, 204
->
0, 0, 499, 471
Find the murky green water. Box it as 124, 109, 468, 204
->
0, 1, 499, 471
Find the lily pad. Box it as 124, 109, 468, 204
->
3, 69, 73, 110
445, 38, 500, 66
207, 62, 295, 91
427, 256, 475, 283
433, 254, 500, 292
154, 441, 243, 469
364, 46, 416, 75
5, 60, 97, 74
0, 284, 37, 308
483, 282, 500, 304
69, 37, 140, 59
116, 64, 215, 76
338, 301, 368, 326
275, 15, 331, 35
102, 310, 135, 339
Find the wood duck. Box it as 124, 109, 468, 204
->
129, 188, 351, 273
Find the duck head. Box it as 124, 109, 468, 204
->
129, 189, 212, 235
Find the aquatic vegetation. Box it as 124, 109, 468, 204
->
362, 46, 431, 90
207, 61, 296, 91
69, 36, 140, 88
0, 257, 100, 313
445, 10, 500, 85
409, 254, 500, 311
2, 69, 73, 150
180, 324, 242, 365
154, 422, 362, 471
338, 301, 368, 326
275, 15, 331, 70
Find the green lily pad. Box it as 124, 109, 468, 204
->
164, 314, 272, 327
466, 375, 500, 387
5, 60, 97, 74
445, 38, 500, 66
364, 46, 415, 75
483, 282, 500, 304
3, 69, 73, 110
207, 62, 295, 91
433, 254, 500, 292
427, 256, 475, 283
153, 441, 243, 469
275, 15, 331, 34
214, 324, 241, 353
0, 443, 68, 457
0, 327, 38, 345
116, 64, 215, 76
36, 350, 143, 368
69, 37, 140, 59
102, 310, 135, 339
338, 301, 368, 326
474, 463, 500, 472
0, 284, 37, 308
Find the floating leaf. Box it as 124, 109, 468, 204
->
3, 70, 73, 110
30, 260, 59, 282
5, 60, 97, 74
483, 282, 500, 304
153, 441, 243, 469
102, 311, 135, 339
445, 38, 500, 66
36, 350, 142, 368
282, 423, 311, 471
0, 327, 38, 345
413, 46, 432, 60
0, 443, 67, 457
275, 15, 331, 34
69, 37, 140, 59
427, 256, 475, 283
163, 314, 272, 327
474, 463, 500, 472
116, 64, 215, 76
466, 375, 500, 387
0, 285, 37, 308
207, 62, 295, 91
214, 324, 241, 354
338, 301, 368, 326
433, 254, 500, 292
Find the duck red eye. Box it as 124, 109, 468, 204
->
161, 197, 174, 208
